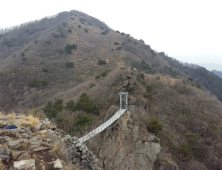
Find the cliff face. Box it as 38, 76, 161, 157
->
80, 105, 167, 170
98, 111, 161, 170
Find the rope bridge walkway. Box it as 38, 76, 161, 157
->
78, 92, 128, 143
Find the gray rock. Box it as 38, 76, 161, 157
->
0, 120, 7, 128
74, 152, 81, 157
21, 133, 31, 139
35, 123, 47, 131
12, 151, 25, 161
25, 126, 37, 135
8, 139, 23, 149
3, 136, 12, 142
93, 158, 99, 163
73, 140, 78, 144
0, 137, 4, 144
54, 159, 63, 170
64, 135, 72, 142
47, 129, 54, 134
46, 138, 51, 143
33, 146, 52, 152
132, 126, 139, 141
72, 136, 78, 141
81, 154, 87, 160
72, 158, 77, 163
80, 145, 86, 150
0, 146, 11, 162
123, 80, 129, 87
82, 149, 87, 154
60, 138, 65, 143
72, 148, 77, 153
14, 159, 36, 170
28, 139, 41, 146
17, 152, 32, 161
52, 134, 57, 139
76, 142, 82, 147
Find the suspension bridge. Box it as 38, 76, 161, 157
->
78, 91, 129, 143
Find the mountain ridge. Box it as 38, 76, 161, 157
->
1, 9, 222, 170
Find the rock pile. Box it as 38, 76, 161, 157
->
0, 115, 102, 170
61, 135, 101, 170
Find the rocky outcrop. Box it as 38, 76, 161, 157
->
0, 115, 102, 170
96, 111, 161, 170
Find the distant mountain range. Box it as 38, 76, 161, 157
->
212, 70, 222, 78
197, 63, 222, 71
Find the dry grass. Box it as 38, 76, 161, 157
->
20, 114, 40, 126
49, 141, 62, 155
6, 112, 16, 119
0, 111, 40, 127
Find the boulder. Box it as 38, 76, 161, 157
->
12, 151, 26, 160
14, 159, 36, 170
0, 146, 11, 162
8, 139, 24, 149
54, 159, 63, 170
21, 133, 31, 139
17, 152, 32, 161
2, 136, 12, 142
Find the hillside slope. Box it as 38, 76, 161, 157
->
0, 10, 171, 112
161, 53, 222, 101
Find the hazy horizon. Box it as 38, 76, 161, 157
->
1, 0, 222, 67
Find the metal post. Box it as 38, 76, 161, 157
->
119, 92, 122, 109
126, 92, 128, 110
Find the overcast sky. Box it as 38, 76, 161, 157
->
1, 0, 222, 69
